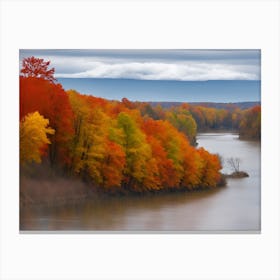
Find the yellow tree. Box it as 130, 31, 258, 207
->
20, 111, 55, 164
68, 91, 108, 183
117, 112, 154, 191
166, 107, 197, 145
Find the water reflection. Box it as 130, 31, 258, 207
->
21, 188, 223, 230
20, 133, 260, 231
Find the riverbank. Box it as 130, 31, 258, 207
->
197, 128, 238, 133
20, 174, 227, 208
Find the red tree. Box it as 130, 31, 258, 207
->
20, 56, 57, 83
20, 57, 74, 166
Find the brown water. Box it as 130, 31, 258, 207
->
20, 133, 261, 232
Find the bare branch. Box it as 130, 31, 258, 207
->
227, 157, 241, 173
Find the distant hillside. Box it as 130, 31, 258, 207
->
148, 101, 260, 110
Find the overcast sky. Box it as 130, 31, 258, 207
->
19, 49, 260, 82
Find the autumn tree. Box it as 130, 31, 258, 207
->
20, 111, 55, 164
117, 112, 154, 191
68, 91, 108, 182
144, 133, 178, 189
239, 105, 261, 140
180, 136, 203, 189
100, 140, 126, 190
166, 107, 197, 145
20, 56, 56, 83
197, 148, 222, 188
121, 97, 136, 110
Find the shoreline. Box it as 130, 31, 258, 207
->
20, 175, 226, 208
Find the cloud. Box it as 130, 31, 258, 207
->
55, 60, 259, 81
19, 50, 260, 81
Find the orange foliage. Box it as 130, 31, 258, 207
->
197, 148, 222, 188
146, 135, 179, 188
101, 141, 126, 189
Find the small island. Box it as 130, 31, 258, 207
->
223, 157, 249, 179
224, 171, 249, 178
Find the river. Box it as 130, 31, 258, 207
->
20, 133, 261, 232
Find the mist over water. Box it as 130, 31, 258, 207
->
20, 133, 260, 232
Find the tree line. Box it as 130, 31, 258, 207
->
129, 99, 261, 142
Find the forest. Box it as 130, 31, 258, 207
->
129, 99, 261, 144
20, 57, 261, 200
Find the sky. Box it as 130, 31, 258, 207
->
19, 49, 261, 102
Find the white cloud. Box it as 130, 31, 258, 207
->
20, 53, 260, 81
55, 60, 259, 81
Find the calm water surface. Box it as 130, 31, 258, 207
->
20, 133, 261, 232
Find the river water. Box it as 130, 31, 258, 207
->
20, 133, 261, 232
